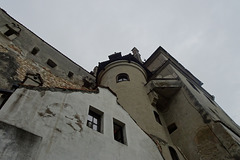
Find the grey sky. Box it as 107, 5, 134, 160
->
1, 0, 240, 125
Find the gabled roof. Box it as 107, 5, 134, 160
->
144, 46, 203, 86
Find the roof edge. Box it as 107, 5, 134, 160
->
144, 46, 203, 86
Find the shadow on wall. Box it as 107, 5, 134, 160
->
0, 121, 42, 160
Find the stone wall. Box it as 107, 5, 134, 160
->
0, 9, 95, 91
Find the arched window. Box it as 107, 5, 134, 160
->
116, 73, 129, 83
169, 147, 179, 160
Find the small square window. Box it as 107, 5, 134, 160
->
31, 47, 40, 55
87, 107, 103, 133
113, 118, 126, 144
68, 71, 74, 78
47, 59, 57, 68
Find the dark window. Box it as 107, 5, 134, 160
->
0, 89, 13, 109
2, 24, 20, 40
113, 119, 126, 144
87, 107, 103, 132
4, 29, 16, 37
47, 59, 57, 68
168, 123, 177, 134
154, 111, 162, 125
68, 71, 74, 78
116, 73, 129, 82
31, 47, 40, 55
169, 147, 179, 160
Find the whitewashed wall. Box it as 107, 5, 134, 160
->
0, 87, 163, 160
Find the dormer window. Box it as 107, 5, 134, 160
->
116, 73, 129, 83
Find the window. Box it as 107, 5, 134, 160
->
113, 118, 126, 144
87, 107, 103, 132
47, 59, 57, 68
169, 147, 179, 160
31, 47, 40, 55
1, 24, 21, 40
0, 89, 13, 109
68, 71, 74, 78
154, 111, 162, 125
116, 73, 129, 82
168, 123, 177, 134
4, 29, 16, 37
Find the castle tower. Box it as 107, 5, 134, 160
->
96, 51, 185, 160
97, 52, 164, 137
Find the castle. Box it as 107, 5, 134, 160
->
0, 8, 240, 160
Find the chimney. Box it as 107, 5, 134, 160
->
132, 47, 143, 63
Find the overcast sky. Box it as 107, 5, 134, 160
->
1, 0, 240, 125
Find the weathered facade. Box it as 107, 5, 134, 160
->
0, 87, 163, 160
0, 8, 239, 160
144, 47, 240, 159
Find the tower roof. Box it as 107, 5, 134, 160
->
96, 53, 152, 84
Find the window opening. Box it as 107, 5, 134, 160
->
47, 59, 57, 68
154, 111, 162, 125
113, 118, 126, 144
68, 71, 74, 78
116, 73, 129, 83
31, 47, 40, 55
168, 123, 177, 134
0, 89, 13, 109
87, 107, 103, 133
169, 147, 179, 160
4, 29, 16, 37
2, 24, 21, 40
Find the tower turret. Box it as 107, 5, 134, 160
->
97, 52, 169, 142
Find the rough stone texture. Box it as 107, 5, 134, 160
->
0, 47, 85, 90
0, 51, 19, 90
0, 8, 95, 91
210, 123, 240, 159
16, 55, 84, 89
195, 126, 232, 160
0, 121, 42, 160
